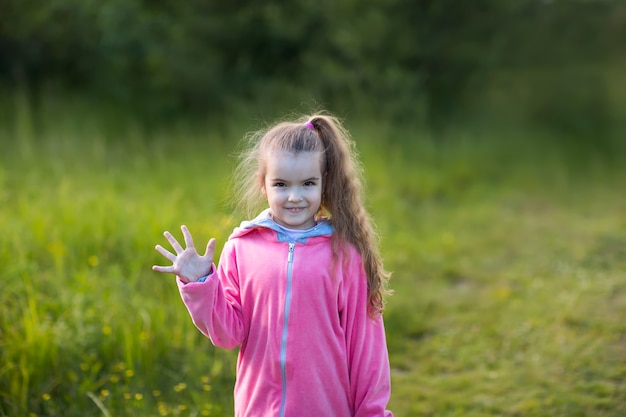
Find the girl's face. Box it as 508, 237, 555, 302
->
262, 151, 323, 230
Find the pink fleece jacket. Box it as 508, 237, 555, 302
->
177, 212, 393, 417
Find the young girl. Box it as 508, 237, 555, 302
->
153, 113, 393, 417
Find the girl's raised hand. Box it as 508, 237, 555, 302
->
152, 225, 216, 283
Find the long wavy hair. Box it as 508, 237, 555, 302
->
232, 112, 391, 314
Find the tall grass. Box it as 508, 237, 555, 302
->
1, 95, 241, 416
1, 96, 625, 416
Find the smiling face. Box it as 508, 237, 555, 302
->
262, 150, 323, 230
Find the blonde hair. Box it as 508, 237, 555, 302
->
233, 112, 391, 314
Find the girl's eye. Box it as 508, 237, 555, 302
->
304, 181, 315, 186
274, 182, 286, 187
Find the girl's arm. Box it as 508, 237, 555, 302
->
153, 226, 245, 349
176, 248, 245, 349
341, 250, 393, 417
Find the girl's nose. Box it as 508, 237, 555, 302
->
288, 190, 302, 202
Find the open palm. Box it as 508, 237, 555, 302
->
152, 225, 216, 283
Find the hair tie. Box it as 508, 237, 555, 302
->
304, 121, 315, 130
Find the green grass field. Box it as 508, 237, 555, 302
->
1, 101, 625, 416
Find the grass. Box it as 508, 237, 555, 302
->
1, 97, 625, 416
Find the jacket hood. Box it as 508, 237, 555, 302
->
230, 209, 333, 243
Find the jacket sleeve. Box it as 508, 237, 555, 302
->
177, 240, 245, 350
340, 249, 393, 417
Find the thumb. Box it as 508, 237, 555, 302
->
204, 238, 217, 258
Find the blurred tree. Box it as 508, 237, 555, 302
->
0, 0, 623, 132
497, 0, 623, 149
383, 0, 509, 133
0, 0, 99, 91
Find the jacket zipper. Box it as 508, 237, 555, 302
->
279, 242, 295, 417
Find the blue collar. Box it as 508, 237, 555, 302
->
239, 209, 333, 243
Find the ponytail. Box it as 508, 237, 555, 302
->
307, 115, 391, 315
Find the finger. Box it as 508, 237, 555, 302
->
164, 230, 184, 254
204, 238, 217, 257
181, 225, 195, 249
155, 245, 177, 263
152, 265, 175, 274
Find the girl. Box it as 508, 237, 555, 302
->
153, 113, 393, 417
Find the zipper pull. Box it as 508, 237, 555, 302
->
288, 243, 295, 262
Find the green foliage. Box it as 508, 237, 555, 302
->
0, 97, 240, 416
1, 99, 625, 416
527, 69, 612, 142
1, 0, 624, 128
